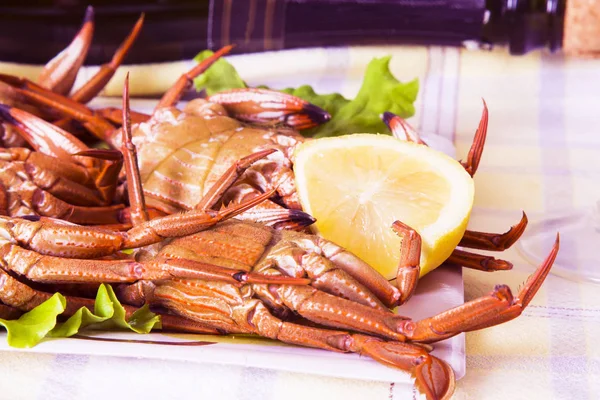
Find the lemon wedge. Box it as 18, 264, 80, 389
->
293, 134, 474, 278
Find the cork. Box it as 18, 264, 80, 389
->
563, 0, 600, 56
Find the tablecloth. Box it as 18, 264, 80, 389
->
1, 45, 599, 400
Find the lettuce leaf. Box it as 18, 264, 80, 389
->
193, 51, 418, 138
0, 293, 66, 348
194, 50, 246, 95
0, 284, 160, 348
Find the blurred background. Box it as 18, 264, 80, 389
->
0, 0, 574, 66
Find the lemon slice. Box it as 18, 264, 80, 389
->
294, 134, 474, 278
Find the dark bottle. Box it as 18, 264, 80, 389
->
0, 1, 573, 65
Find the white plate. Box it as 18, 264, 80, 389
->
0, 53, 465, 388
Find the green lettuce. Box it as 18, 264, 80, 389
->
193, 51, 418, 138
0, 284, 160, 348
194, 50, 247, 95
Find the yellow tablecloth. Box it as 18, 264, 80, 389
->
1, 46, 599, 399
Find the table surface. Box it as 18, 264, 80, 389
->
0, 45, 599, 400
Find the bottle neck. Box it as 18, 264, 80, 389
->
483, 0, 566, 55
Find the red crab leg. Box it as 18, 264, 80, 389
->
3, 148, 93, 191
461, 99, 488, 176
190, 148, 316, 230
0, 105, 122, 200
0, 241, 310, 286
445, 250, 513, 272
96, 107, 149, 125
314, 238, 402, 308
120, 73, 149, 226
0, 187, 276, 259
74, 149, 124, 204
254, 243, 388, 310
382, 100, 488, 177
350, 336, 454, 400
459, 212, 528, 251
27, 198, 126, 225
6, 147, 122, 207
0, 76, 115, 140
155, 44, 235, 110
195, 148, 277, 210
0, 103, 89, 158
37, 6, 94, 96
233, 208, 316, 231
123, 188, 277, 248
393, 221, 422, 305
400, 235, 559, 343
0, 107, 123, 208
0, 269, 221, 334
207, 88, 331, 130
150, 280, 454, 400
381, 112, 427, 145
71, 14, 145, 104
0, 163, 125, 224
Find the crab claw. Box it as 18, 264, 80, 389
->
350, 335, 455, 400
234, 208, 316, 231
382, 112, 427, 145
207, 88, 331, 130
38, 6, 95, 95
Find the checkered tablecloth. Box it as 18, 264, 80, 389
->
1, 45, 599, 399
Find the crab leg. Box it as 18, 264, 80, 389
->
71, 14, 145, 104
146, 279, 453, 400
0, 103, 89, 158
312, 237, 401, 308
399, 236, 559, 343
120, 74, 148, 226
0, 81, 115, 141
195, 149, 277, 210
445, 250, 513, 272
207, 88, 331, 130
0, 269, 221, 334
0, 166, 125, 224
96, 107, 149, 125
383, 100, 488, 177
38, 6, 94, 96
188, 148, 316, 230
0, 105, 123, 203
381, 112, 427, 145
0, 76, 116, 141
461, 99, 488, 176
279, 221, 426, 308
459, 212, 528, 251
0, 239, 311, 286
2, 148, 107, 204
155, 45, 235, 110
393, 221, 422, 304
0, 186, 275, 259
253, 239, 389, 310
233, 208, 316, 231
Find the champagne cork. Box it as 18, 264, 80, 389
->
564, 0, 600, 57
